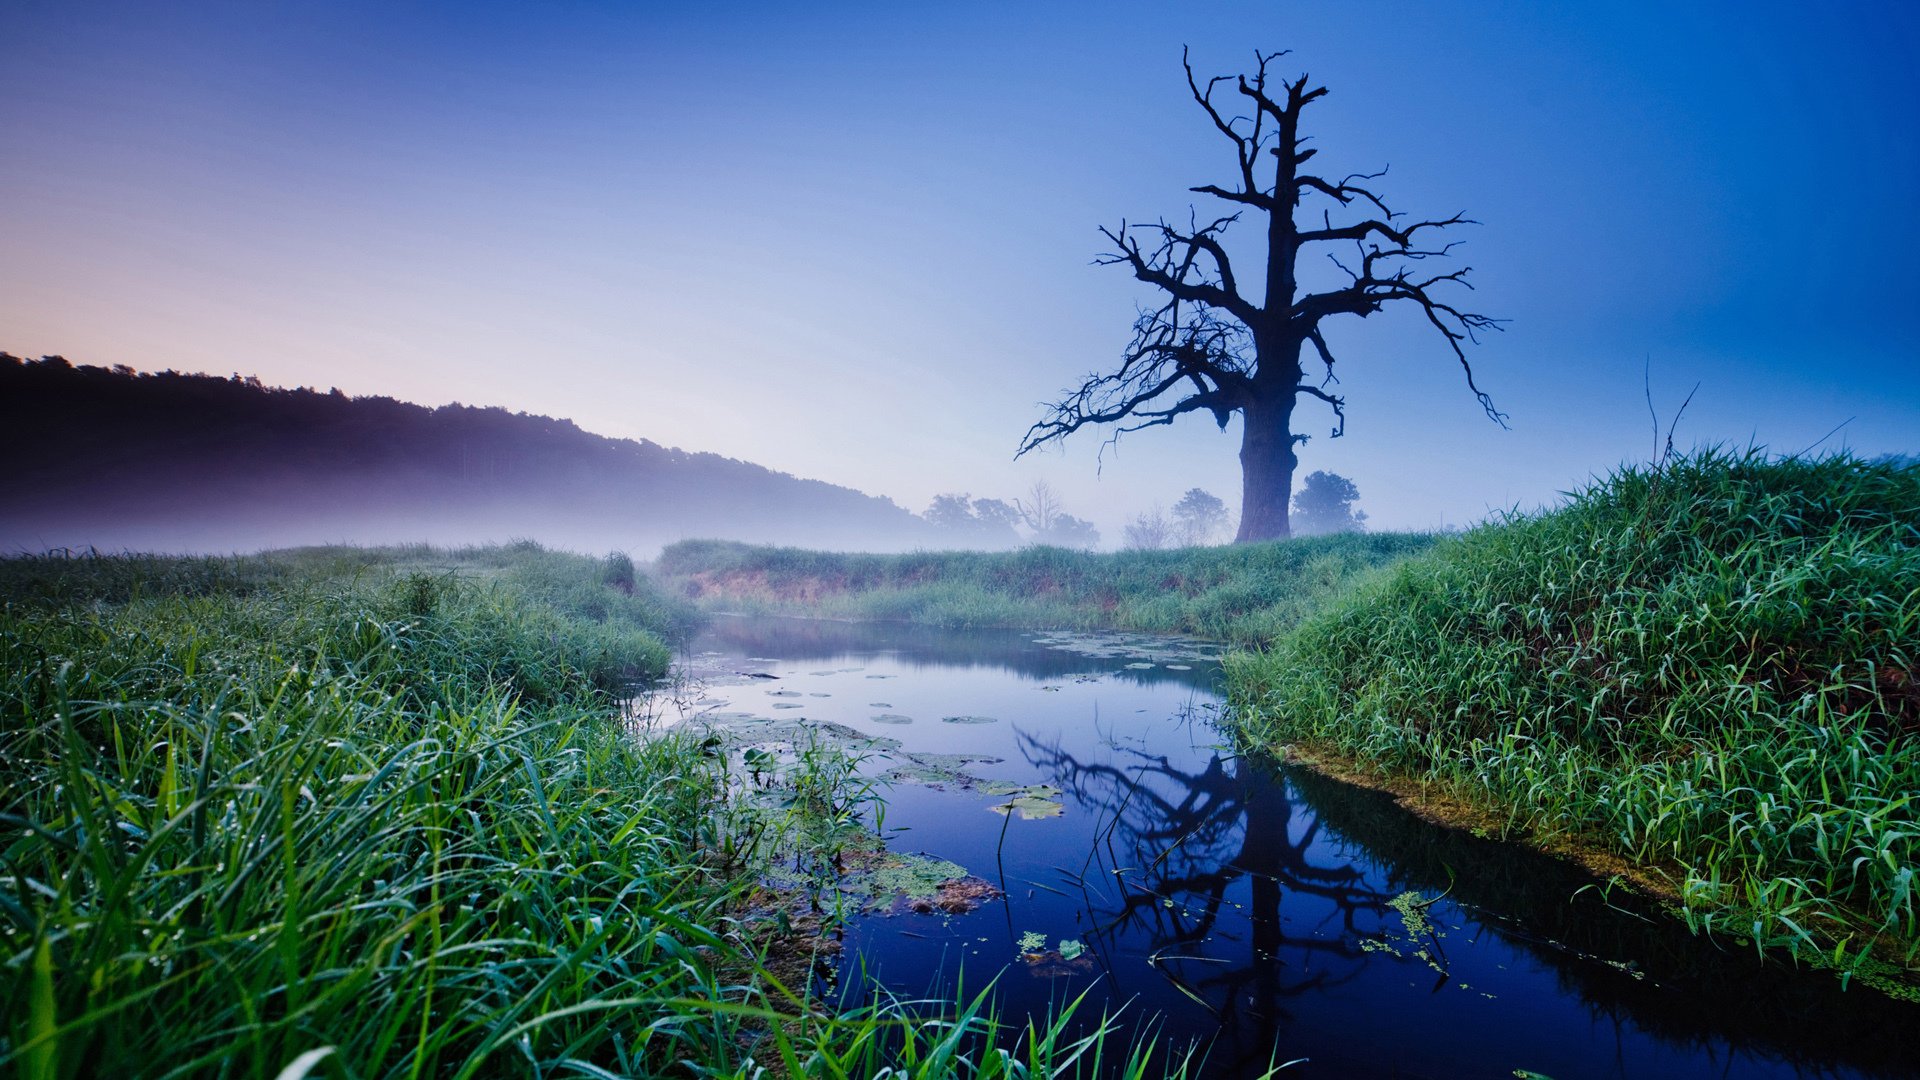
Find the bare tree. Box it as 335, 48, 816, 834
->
1019, 48, 1505, 542
1015, 479, 1064, 534
1123, 505, 1175, 549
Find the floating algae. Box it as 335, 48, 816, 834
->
883, 751, 1005, 788
838, 849, 1002, 914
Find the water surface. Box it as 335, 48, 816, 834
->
667, 615, 1920, 1079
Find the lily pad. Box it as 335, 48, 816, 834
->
767, 689, 803, 697
992, 793, 1065, 820
941, 714, 998, 725
871, 713, 914, 725
771, 703, 805, 710
869, 701, 893, 708
1124, 662, 1155, 670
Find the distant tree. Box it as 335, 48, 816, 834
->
1290, 470, 1367, 536
925, 493, 977, 531
1039, 513, 1101, 550
1015, 480, 1066, 535
972, 497, 1024, 534
1015, 480, 1101, 548
1018, 48, 1504, 542
925, 493, 1021, 547
1170, 488, 1228, 546
1123, 505, 1175, 550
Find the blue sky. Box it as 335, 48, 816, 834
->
3, 0, 1915, 539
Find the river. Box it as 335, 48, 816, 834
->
656, 614, 1919, 1079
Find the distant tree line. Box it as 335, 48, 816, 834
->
922, 481, 1101, 549
1116, 473, 1364, 550
0, 353, 933, 553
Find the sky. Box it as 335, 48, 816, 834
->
3, 0, 1916, 541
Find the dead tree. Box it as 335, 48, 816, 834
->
1019, 48, 1505, 541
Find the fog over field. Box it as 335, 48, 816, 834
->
2, 1, 1913, 551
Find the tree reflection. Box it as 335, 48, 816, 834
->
1018, 724, 1391, 1069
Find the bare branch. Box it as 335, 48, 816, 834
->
1296, 168, 1394, 217
1096, 218, 1258, 325
1019, 303, 1253, 457
1296, 382, 1347, 439
1297, 212, 1475, 247
1184, 46, 1261, 198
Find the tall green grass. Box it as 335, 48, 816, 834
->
0, 551, 726, 1076
657, 534, 1436, 642
0, 547, 1245, 1076
1228, 450, 1920, 983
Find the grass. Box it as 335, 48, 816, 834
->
1227, 449, 1920, 985
656, 532, 1437, 642
0, 544, 1261, 1077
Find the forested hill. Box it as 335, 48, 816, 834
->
1, 354, 934, 554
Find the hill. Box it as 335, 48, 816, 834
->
0, 354, 933, 554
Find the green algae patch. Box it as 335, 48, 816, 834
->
838, 850, 1003, 914
842, 850, 969, 910
1361, 890, 1453, 977
883, 751, 1005, 789
1029, 631, 1221, 665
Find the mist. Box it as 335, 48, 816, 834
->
0, 355, 939, 557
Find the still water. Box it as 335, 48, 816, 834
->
669, 615, 1919, 1079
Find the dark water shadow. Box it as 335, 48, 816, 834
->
1025, 723, 1920, 1078
1277, 761, 1920, 1077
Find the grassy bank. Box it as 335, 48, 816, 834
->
657, 532, 1437, 642
0, 545, 1233, 1077
1228, 450, 1920, 986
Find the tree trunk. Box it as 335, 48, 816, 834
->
1234, 395, 1298, 542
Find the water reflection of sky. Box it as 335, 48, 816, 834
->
681, 616, 1920, 1079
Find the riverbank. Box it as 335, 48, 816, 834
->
657, 531, 1436, 642
1228, 450, 1919, 989
0, 545, 1175, 1077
